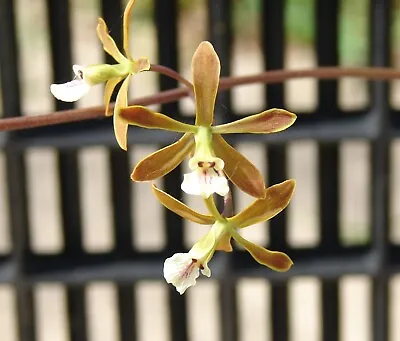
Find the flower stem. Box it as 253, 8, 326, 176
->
0, 87, 188, 131
149, 64, 194, 91
2, 66, 400, 131
203, 196, 223, 220
222, 184, 234, 218
219, 66, 400, 90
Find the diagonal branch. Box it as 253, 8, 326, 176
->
2, 66, 400, 131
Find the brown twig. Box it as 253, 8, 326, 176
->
150, 64, 194, 91
0, 87, 188, 131
2, 66, 400, 132
219, 66, 400, 89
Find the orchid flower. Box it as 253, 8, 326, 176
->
50, 0, 150, 150
153, 179, 296, 294
119, 41, 296, 199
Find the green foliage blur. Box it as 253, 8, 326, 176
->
233, 0, 370, 65
127, 0, 400, 66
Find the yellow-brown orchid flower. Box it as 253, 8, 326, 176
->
50, 0, 150, 150
120, 41, 296, 199
155, 179, 296, 294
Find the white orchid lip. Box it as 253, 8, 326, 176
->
50, 65, 91, 102
163, 253, 204, 295
182, 156, 229, 198
181, 168, 229, 198
163, 224, 225, 294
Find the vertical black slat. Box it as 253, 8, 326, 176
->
46, 1, 87, 341
101, 1, 133, 254
0, 1, 36, 341
316, 0, 339, 112
100, 2, 137, 340
262, 2, 289, 341
370, 1, 390, 340
318, 144, 340, 341
207, 2, 237, 341
154, 2, 188, 341
67, 286, 87, 341
208, 0, 233, 125
117, 284, 135, 341
316, 1, 340, 341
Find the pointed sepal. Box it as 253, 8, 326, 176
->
192, 41, 220, 126
113, 75, 131, 150
232, 231, 293, 272
212, 108, 297, 134
104, 77, 123, 116
96, 18, 127, 64
152, 184, 216, 225
120, 106, 196, 133
212, 134, 265, 199
132, 133, 195, 181
229, 179, 296, 228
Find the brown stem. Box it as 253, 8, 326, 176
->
204, 195, 224, 220
219, 66, 400, 90
2, 66, 400, 131
149, 64, 194, 91
222, 184, 234, 218
0, 87, 188, 131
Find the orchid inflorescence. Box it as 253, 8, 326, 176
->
50, 0, 297, 295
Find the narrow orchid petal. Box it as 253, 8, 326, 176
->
212, 109, 297, 134
96, 18, 127, 64
229, 179, 296, 228
152, 184, 215, 225
50, 79, 91, 102
192, 41, 220, 126
212, 134, 265, 199
120, 106, 196, 133
104, 77, 123, 116
113, 75, 131, 150
232, 231, 293, 272
123, 0, 135, 60
132, 133, 195, 181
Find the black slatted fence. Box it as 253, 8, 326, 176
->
0, 0, 399, 340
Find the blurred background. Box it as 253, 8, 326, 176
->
1, 0, 400, 340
